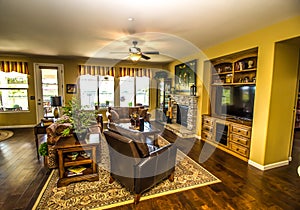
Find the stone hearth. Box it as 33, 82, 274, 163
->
170, 94, 198, 131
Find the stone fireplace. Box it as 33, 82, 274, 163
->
169, 94, 198, 131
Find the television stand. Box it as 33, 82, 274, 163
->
201, 115, 252, 161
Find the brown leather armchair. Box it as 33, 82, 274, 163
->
103, 130, 177, 204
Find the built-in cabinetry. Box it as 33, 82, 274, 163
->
201, 48, 257, 161
211, 49, 257, 86
202, 115, 252, 161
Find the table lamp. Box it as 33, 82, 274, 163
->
50, 96, 62, 118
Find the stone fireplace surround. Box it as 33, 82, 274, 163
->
164, 94, 198, 138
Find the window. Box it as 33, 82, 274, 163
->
99, 76, 114, 107
41, 68, 59, 116
0, 71, 29, 111
120, 76, 135, 107
79, 75, 98, 110
79, 75, 114, 110
120, 76, 150, 107
136, 76, 150, 106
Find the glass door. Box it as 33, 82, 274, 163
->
34, 63, 64, 123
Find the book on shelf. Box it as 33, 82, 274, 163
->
67, 166, 86, 174
66, 171, 83, 177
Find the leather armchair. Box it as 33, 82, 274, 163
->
103, 130, 177, 204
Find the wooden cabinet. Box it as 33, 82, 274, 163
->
55, 134, 100, 187
211, 48, 258, 86
201, 115, 252, 161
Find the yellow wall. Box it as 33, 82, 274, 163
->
201, 15, 300, 166
266, 42, 299, 164
0, 55, 165, 127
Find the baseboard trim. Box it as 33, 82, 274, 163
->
248, 159, 289, 171
0, 124, 36, 129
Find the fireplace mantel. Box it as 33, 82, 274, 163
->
170, 94, 199, 131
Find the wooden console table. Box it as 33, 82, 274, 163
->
54, 134, 100, 187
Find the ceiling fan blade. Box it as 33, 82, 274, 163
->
110, 52, 128, 54
143, 51, 159, 55
141, 53, 151, 60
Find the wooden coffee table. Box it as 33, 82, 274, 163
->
54, 134, 100, 187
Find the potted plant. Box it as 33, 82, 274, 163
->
62, 97, 96, 140
38, 142, 48, 167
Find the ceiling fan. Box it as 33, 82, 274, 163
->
112, 41, 159, 61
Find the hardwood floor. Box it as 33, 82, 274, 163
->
0, 127, 299, 210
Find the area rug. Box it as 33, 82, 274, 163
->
33, 136, 221, 209
0, 130, 14, 142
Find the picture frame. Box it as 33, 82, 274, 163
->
175, 59, 197, 93
66, 84, 77, 94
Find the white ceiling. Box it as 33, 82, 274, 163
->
0, 0, 300, 62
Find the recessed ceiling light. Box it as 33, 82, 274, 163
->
128, 17, 135, 21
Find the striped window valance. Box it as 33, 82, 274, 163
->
79, 65, 115, 76
119, 67, 152, 78
0, 61, 29, 74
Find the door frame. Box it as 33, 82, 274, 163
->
34, 63, 64, 123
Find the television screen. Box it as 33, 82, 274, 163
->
214, 85, 255, 120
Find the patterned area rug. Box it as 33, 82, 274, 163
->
0, 130, 14, 142
33, 136, 221, 209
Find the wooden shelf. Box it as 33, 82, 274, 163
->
55, 135, 100, 187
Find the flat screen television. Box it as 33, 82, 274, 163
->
214, 85, 255, 120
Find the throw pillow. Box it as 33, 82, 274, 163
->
110, 110, 120, 122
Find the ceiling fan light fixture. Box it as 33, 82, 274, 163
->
130, 53, 142, 62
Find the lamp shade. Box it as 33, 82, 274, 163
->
50, 96, 62, 107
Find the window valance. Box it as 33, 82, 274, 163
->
79, 65, 152, 78
79, 65, 115, 76
119, 67, 152, 78
0, 61, 29, 74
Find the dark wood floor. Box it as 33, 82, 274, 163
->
0, 127, 299, 210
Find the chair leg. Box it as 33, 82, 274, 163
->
168, 171, 175, 182
109, 176, 115, 184
134, 194, 141, 204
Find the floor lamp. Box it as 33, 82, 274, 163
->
50, 96, 62, 119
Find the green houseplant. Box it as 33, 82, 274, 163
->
61, 97, 96, 140
38, 142, 49, 167
38, 142, 48, 156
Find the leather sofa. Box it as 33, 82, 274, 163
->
106, 106, 151, 124
103, 128, 177, 204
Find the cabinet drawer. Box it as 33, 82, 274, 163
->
202, 117, 214, 126
202, 124, 213, 133
230, 134, 250, 147
231, 125, 251, 138
201, 131, 213, 141
229, 142, 249, 157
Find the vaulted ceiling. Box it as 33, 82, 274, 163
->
0, 0, 300, 62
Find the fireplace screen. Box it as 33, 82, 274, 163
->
177, 105, 189, 127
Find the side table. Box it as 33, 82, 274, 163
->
55, 134, 100, 187
34, 122, 50, 159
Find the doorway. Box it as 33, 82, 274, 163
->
34, 63, 64, 123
